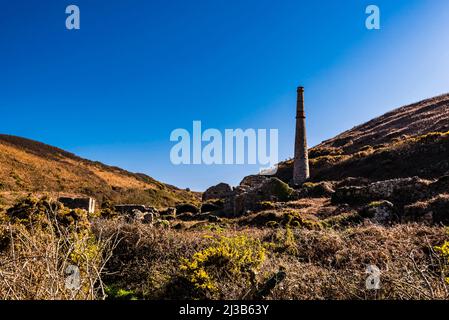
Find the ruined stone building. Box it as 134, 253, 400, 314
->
58, 197, 96, 214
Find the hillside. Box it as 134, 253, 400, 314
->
1, 94, 449, 301
0, 134, 199, 207
276, 93, 449, 182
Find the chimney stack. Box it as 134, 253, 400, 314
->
293, 86, 310, 185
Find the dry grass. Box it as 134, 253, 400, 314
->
316, 93, 449, 154
0, 199, 119, 300
1, 204, 447, 300
91, 219, 449, 300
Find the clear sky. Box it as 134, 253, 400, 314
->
1, 0, 449, 191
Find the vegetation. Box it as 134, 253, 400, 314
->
178, 235, 266, 298
435, 236, 449, 284
0, 196, 117, 299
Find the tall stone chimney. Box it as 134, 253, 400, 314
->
293, 86, 310, 185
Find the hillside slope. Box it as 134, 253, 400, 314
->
317, 93, 449, 153
0, 134, 199, 207
276, 93, 449, 182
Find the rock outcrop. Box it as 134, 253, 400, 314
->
361, 200, 396, 224
202, 183, 233, 201
332, 177, 432, 205
224, 177, 294, 216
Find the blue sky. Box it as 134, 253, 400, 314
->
1, 0, 449, 191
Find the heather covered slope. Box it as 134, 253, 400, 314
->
318, 93, 449, 153
0, 134, 199, 207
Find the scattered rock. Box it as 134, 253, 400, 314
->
332, 177, 431, 205
336, 177, 371, 188
114, 204, 158, 215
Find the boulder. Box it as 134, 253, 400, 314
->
202, 183, 232, 201
228, 178, 294, 216
361, 200, 396, 224
336, 177, 371, 188
259, 178, 293, 201
127, 209, 145, 222
239, 175, 269, 188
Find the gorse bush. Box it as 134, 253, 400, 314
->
179, 235, 266, 297
435, 238, 449, 284
105, 286, 139, 300
0, 196, 116, 299
6, 195, 90, 231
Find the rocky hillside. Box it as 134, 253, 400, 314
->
318, 93, 449, 153
276, 93, 449, 182
201, 92, 449, 228
0, 134, 199, 207
2, 94, 449, 301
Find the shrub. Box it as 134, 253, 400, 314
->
179, 235, 266, 297
0, 196, 117, 299
263, 178, 293, 202
105, 286, 139, 300
257, 201, 276, 211
6, 195, 90, 231
321, 211, 362, 228
309, 155, 347, 168
301, 182, 335, 197
435, 239, 449, 284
